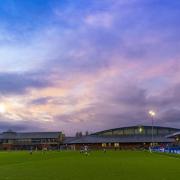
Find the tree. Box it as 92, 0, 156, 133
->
85, 131, 89, 136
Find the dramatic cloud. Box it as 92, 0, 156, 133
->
0, 0, 179, 135
0, 72, 51, 94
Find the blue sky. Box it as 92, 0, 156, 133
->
0, 0, 180, 135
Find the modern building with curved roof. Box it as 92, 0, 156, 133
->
92, 125, 179, 137
64, 126, 180, 150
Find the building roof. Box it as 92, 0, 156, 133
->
0, 131, 61, 140
63, 137, 80, 144
166, 132, 180, 138
64, 135, 173, 144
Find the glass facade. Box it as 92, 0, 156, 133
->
146, 128, 157, 135
113, 130, 124, 135
123, 128, 134, 135
135, 127, 145, 135
96, 126, 179, 137
157, 128, 170, 135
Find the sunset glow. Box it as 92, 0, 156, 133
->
0, 104, 6, 114
0, 0, 179, 135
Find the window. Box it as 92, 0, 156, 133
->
113, 130, 124, 135
124, 128, 134, 135
147, 128, 157, 135
157, 129, 170, 135
135, 127, 145, 135
114, 143, 119, 147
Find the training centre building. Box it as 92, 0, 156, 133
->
0, 130, 64, 150
64, 126, 180, 150
0, 126, 180, 150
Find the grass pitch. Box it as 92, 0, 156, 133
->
0, 150, 179, 180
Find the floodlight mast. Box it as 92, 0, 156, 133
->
149, 110, 156, 147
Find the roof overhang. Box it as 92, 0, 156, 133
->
166, 131, 180, 138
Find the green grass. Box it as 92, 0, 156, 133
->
0, 150, 179, 180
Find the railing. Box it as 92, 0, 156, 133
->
151, 146, 180, 154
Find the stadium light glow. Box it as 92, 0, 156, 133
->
148, 110, 156, 148
149, 110, 156, 117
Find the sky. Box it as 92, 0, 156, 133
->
0, 0, 180, 135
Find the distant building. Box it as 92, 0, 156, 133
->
167, 131, 180, 145
0, 126, 179, 150
0, 130, 64, 150
64, 126, 180, 150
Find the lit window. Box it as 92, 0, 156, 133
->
114, 143, 119, 147
139, 127, 143, 133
